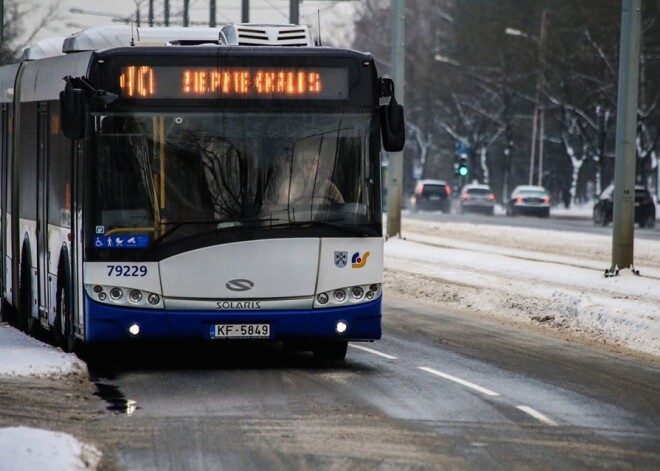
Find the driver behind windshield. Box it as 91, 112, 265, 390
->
283, 136, 345, 206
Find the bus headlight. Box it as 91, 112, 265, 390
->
336, 321, 348, 334
110, 287, 123, 300
85, 285, 163, 309
351, 286, 364, 299
334, 289, 347, 302
128, 290, 143, 303
128, 323, 141, 336
314, 283, 381, 308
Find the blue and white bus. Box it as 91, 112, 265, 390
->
0, 24, 404, 360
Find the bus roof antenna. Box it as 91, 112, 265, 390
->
317, 10, 322, 46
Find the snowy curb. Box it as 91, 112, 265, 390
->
0, 323, 87, 378
0, 427, 101, 471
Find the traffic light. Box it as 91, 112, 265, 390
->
457, 155, 468, 177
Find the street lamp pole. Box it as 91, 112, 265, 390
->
506, 10, 548, 187
608, 0, 642, 275
290, 0, 299, 24
386, 0, 406, 238
210, 0, 216, 27
536, 10, 548, 187
242, 0, 250, 23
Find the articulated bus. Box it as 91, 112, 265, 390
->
0, 24, 404, 360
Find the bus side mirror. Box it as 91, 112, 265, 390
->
380, 93, 405, 152
380, 94, 405, 152
60, 80, 86, 140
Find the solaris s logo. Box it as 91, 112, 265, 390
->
351, 251, 370, 269
225, 279, 255, 291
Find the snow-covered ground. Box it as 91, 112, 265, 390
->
0, 427, 101, 471
0, 204, 657, 469
386, 208, 660, 358
0, 326, 98, 470
0, 327, 86, 377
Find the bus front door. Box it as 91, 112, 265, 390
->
37, 103, 49, 325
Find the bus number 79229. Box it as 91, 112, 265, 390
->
107, 265, 148, 277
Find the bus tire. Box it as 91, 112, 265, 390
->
18, 256, 37, 335
313, 341, 348, 361
55, 280, 76, 353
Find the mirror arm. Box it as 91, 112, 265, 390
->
63, 75, 118, 107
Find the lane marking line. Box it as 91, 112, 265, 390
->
418, 367, 500, 397
516, 405, 558, 426
349, 344, 398, 360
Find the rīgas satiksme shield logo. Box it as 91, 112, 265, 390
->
334, 251, 348, 268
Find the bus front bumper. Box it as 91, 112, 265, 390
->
84, 294, 382, 343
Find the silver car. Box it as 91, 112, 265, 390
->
459, 184, 496, 215
506, 185, 551, 218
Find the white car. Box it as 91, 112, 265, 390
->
506, 185, 551, 217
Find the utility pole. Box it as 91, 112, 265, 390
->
164, 0, 169, 26
608, 0, 641, 276
148, 0, 154, 26
386, 0, 406, 239
527, 10, 548, 186
1, 0, 4, 43
536, 10, 548, 186
183, 0, 190, 27
242, 0, 250, 23
209, 0, 216, 27
290, 0, 299, 24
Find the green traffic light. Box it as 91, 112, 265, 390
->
458, 165, 468, 176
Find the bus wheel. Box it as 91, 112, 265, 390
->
313, 341, 348, 361
19, 264, 37, 335
56, 283, 76, 353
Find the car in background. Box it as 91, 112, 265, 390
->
459, 183, 496, 215
506, 185, 551, 217
593, 184, 656, 228
409, 179, 452, 213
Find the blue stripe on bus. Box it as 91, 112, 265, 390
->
84, 294, 382, 343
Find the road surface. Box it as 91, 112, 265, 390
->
82, 296, 660, 470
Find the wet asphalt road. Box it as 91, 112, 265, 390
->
86, 297, 660, 470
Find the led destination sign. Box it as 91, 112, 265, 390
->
119, 66, 349, 100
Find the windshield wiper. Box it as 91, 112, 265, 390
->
138, 217, 271, 256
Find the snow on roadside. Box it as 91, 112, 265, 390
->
0, 323, 86, 377
384, 218, 660, 357
0, 427, 101, 471
0, 327, 99, 470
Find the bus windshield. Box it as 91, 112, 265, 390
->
89, 112, 379, 257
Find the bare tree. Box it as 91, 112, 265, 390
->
1, 0, 61, 65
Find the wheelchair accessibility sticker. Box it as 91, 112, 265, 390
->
94, 235, 150, 249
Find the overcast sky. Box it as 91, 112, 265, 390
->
25, 0, 358, 47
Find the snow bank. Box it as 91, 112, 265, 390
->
0, 427, 101, 471
0, 324, 86, 377
384, 218, 660, 357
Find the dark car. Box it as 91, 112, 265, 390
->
459, 183, 496, 215
409, 179, 452, 213
593, 185, 656, 228
506, 185, 550, 217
